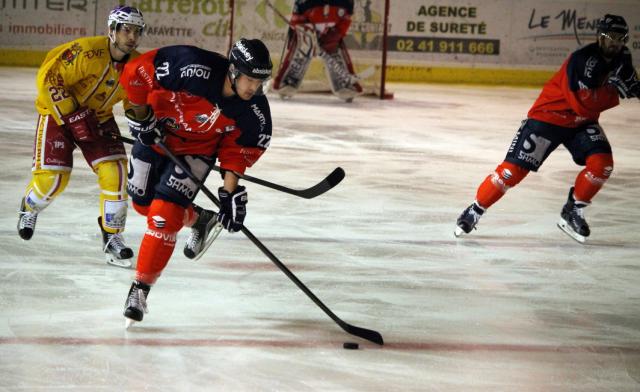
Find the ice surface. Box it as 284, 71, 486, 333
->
1, 67, 639, 391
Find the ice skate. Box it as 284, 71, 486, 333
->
184, 206, 223, 260
557, 187, 590, 244
124, 280, 150, 329
455, 202, 485, 237
99, 217, 134, 268
17, 197, 38, 240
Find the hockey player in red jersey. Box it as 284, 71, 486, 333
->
271, 0, 362, 101
16, 5, 145, 268
120, 39, 273, 327
455, 14, 638, 243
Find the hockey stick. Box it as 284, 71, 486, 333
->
110, 134, 345, 199
154, 141, 384, 345
265, 0, 374, 84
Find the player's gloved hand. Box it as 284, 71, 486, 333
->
125, 108, 164, 146
216, 185, 247, 233
608, 64, 640, 99
62, 106, 99, 142
318, 27, 342, 53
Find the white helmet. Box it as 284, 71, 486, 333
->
108, 5, 145, 42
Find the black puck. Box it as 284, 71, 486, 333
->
343, 342, 359, 350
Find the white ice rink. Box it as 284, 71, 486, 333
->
1, 66, 639, 391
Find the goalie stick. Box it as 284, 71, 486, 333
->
154, 140, 384, 345
109, 134, 345, 199
265, 0, 374, 85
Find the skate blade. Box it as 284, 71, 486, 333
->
106, 254, 133, 268
194, 222, 224, 261
557, 219, 586, 244
125, 318, 136, 329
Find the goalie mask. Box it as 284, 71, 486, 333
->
228, 38, 273, 93
108, 5, 146, 44
596, 14, 629, 44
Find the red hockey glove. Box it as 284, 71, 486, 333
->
318, 27, 343, 53
61, 107, 99, 143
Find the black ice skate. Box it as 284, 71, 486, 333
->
183, 205, 222, 260
17, 197, 38, 240
455, 202, 485, 237
124, 280, 150, 329
557, 187, 590, 244
98, 217, 134, 268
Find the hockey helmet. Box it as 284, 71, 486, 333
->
228, 38, 273, 81
108, 5, 146, 39
596, 14, 628, 43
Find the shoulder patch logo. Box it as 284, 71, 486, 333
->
60, 43, 83, 66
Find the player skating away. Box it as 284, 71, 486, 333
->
455, 14, 638, 243
120, 39, 273, 327
16, 5, 146, 267
271, 0, 362, 101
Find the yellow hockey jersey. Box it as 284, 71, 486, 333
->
35, 36, 140, 125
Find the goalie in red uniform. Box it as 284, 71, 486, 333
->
271, 0, 362, 101
454, 14, 638, 243
119, 38, 273, 327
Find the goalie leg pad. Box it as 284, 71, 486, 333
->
96, 159, 128, 233
321, 41, 363, 100
272, 27, 316, 97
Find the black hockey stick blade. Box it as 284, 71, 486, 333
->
342, 323, 384, 345
211, 166, 345, 199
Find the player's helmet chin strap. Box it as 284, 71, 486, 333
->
228, 64, 239, 95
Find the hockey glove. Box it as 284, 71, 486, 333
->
125, 108, 164, 146
318, 27, 342, 53
216, 186, 247, 233
62, 107, 99, 143
608, 65, 640, 99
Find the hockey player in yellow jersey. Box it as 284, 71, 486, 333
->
17, 5, 146, 268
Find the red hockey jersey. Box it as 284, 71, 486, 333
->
527, 42, 628, 128
292, 0, 353, 38
120, 46, 272, 174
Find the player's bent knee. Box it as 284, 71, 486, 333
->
132, 201, 150, 216
147, 199, 185, 233
492, 161, 529, 190
25, 170, 70, 211
586, 153, 614, 178
95, 159, 128, 194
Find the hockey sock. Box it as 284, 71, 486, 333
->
95, 159, 128, 234
135, 199, 185, 284
573, 153, 613, 203
475, 161, 529, 209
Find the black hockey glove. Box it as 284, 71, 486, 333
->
608, 65, 640, 99
216, 186, 247, 233
125, 108, 164, 146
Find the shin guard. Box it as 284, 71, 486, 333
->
573, 153, 613, 203
476, 161, 529, 209
135, 199, 185, 284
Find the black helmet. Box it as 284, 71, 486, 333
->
229, 38, 272, 81
597, 14, 629, 42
